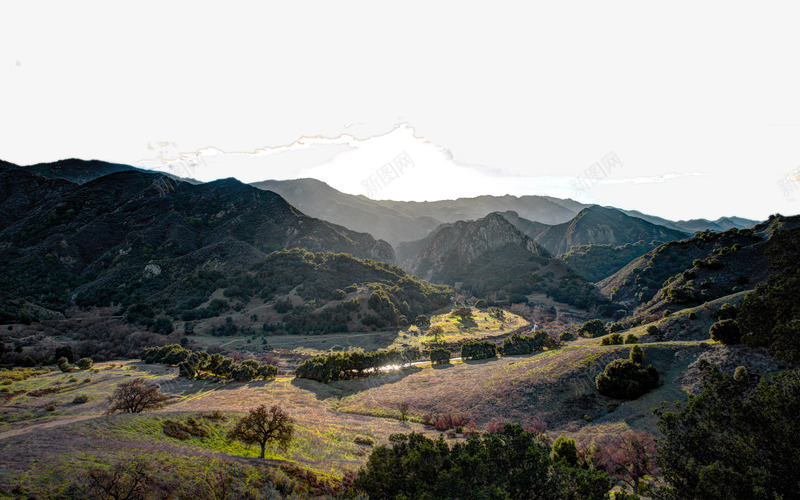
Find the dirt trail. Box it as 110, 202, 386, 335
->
0, 414, 101, 440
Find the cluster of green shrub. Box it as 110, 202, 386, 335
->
600, 333, 637, 345
429, 347, 451, 365
500, 331, 555, 355
350, 424, 612, 499
561, 240, 660, 282
140, 344, 277, 382
460, 340, 497, 360
294, 347, 422, 383
595, 346, 659, 399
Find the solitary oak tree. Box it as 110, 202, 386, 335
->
227, 404, 294, 459
428, 325, 444, 343
107, 378, 170, 414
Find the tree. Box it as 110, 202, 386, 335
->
596, 431, 656, 495
57, 356, 72, 372
107, 378, 170, 414
54, 345, 75, 363
351, 424, 610, 499
428, 325, 444, 343
77, 357, 94, 370
85, 458, 152, 500
709, 319, 742, 345
414, 314, 430, 328
601, 333, 623, 345
398, 401, 410, 422
737, 228, 800, 362
629, 345, 644, 364
430, 347, 451, 365
595, 347, 658, 399
577, 319, 606, 338
655, 362, 800, 499
452, 307, 474, 321
551, 435, 578, 466
227, 404, 294, 459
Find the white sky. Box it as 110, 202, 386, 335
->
2, 1, 800, 221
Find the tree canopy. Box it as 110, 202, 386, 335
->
106, 378, 170, 414
351, 424, 610, 499
655, 362, 800, 499
227, 404, 294, 459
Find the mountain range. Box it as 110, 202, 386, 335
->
254, 177, 758, 248
0, 163, 395, 323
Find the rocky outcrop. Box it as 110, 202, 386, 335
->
533, 206, 688, 256
409, 212, 547, 281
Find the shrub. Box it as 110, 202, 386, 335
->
460, 340, 497, 361
21, 356, 36, 367
451, 307, 474, 321
163, 418, 210, 440
645, 325, 660, 337
608, 322, 624, 333
688, 311, 697, 320
577, 319, 607, 338
717, 303, 738, 320
57, 357, 72, 372
601, 333, 623, 346
474, 299, 488, 309
625, 334, 638, 344
354, 435, 374, 446
595, 346, 659, 399
72, 394, 89, 404
430, 348, 451, 365
709, 319, 742, 345
559, 331, 576, 342
76, 358, 93, 370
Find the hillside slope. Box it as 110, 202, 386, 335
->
598, 214, 800, 315
0, 169, 395, 322
404, 213, 612, 311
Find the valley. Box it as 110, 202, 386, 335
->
0, 158, 798, 499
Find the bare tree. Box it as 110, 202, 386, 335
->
85, 458, 151, 500
227, 404, 294, 459
596, 430, 657, 494
398, 401, 410, 422
106, 378, 170, 414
